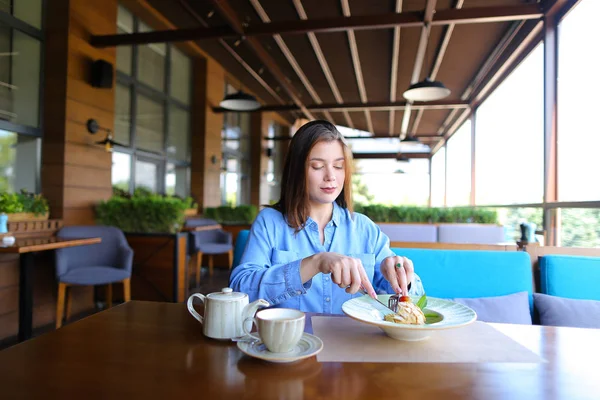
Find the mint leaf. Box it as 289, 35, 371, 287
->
416, 294, 427, 310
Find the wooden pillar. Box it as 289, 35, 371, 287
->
190, 58, 223, 210
42, 0, 115, 225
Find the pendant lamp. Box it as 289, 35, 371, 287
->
403, 78, 451, 102
219, 90, 260, 111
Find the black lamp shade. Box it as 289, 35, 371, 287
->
403, 78, 451, 102
219, 91, 260, 111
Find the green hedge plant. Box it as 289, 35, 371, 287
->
204, 205, 258, 225
354, 204, 498, 224
96, 192, 194, 233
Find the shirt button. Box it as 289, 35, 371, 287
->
324, 277, 329, 282
296, 290, 302, 295
325, 297, 330, 302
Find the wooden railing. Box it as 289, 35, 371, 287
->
8, 219, 63, 238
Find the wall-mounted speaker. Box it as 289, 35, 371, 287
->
90, 59, 114, 88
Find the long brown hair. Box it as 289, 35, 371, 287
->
272, 120, 353, 231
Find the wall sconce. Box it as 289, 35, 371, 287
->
87, 119, 126, 152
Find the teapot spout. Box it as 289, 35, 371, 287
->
242, 298, 270, 331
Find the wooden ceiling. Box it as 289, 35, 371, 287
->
93, 0, 576, 156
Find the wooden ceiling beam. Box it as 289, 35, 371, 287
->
212, 100, 469, 113
249, 0, 335, 123
411, 0, 464, 134
90, 5, 544, 47
388, 0, 403, 136
293, 0, 354, 128
341, 0, 373, 133
400, 0, 437, 139
178, 0, 285, 106
206, 0, 314, 120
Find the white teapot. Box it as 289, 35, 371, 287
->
187, 288, 269, 340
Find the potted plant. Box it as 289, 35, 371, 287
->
0, 190, 50, 222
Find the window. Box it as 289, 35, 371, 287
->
430, 147, 446, 207
0, 0, 43, 29
111, 152, 131, 191
446, 120, 471, 206
475, 44, 544, 205
221, 84, 251, 205
0, 4, 43, 193
112, 5, 191, 196
0, 22, 41, 128
353, 158, 430, 206
557, 0, 600, 201
0, 130, 40, 193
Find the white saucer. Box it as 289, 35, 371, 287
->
236, 333, 323, 364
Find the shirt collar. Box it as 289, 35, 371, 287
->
305, 202, 342, 229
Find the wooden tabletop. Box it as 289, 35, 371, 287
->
0, 301, 598, 400
0, 236, 101, 253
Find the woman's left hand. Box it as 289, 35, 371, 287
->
380, 255, 414, 295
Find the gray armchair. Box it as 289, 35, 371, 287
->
185, 218, 233, 286
54, 226, 134, 328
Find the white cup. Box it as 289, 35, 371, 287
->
244, 308, 305, 353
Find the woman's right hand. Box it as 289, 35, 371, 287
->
301, 252, 377, 298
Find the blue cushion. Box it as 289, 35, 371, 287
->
232, 230, 250, 269
540, 255, 600, 301
391, 248, 533, 311
534, 293, 600, 328
59, 266, 131, 285
453, 292, 532, 325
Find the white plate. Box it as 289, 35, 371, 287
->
237, 332, 323, 364
342, 295, 477, 341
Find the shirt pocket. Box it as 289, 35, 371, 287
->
270, 249, 300, 265
349, 253, 376, 280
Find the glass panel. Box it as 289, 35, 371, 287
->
111, 152, 131, 191
1, 0, 43, 29
114, 84, 131, 146
353, 159, 429, 206
221, 109, 251, 205
483, 207, 543, 243
0, 24, 41, 127
170, 46, 191, 105
558, 208, 600, 248
167, 106, 189, 161
135, 158, 158, 192
137, 22, 165, 91
475, 44, 544, 205
446, 120, 471, 206
165, 163, 189, 197
557, 0, 600, 201
430, 147, 445, 207
136, 94, 164, 153
116, 5, 133, 75
0, 130, 39, 192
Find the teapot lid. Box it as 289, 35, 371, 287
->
206, 287, 247, 301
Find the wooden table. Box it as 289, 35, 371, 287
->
0, 236, 101, 341
0, 301, 598, 399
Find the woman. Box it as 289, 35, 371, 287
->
229, 120, 424, 314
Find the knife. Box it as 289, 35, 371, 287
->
358, 288, 396, 318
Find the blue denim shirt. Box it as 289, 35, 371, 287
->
229, 203, 424, 314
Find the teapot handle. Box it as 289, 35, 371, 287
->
187, 293, 205, 324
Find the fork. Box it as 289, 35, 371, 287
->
388, 293, 400, 312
